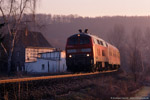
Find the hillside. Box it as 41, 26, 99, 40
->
31, 15, 150, 49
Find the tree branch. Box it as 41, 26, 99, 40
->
8, 0, 14, 18
0, 42, 8, 55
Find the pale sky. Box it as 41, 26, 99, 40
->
37, 0, 150, 17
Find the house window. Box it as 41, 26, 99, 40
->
63, 64, 65, 71
42, 64, 45, 70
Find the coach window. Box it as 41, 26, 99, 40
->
105, 43, 108, 47
99, 40, 102, 45
97, 40, 99, 44
94, 39, 97, 44
100, 41, 104, 46
102, 50, 106, 56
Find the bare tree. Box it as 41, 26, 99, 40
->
107, 24, 129, 71
0, 0, 38, 74
144, 27, 150, 64
108, 24, 126, 49
141, 27, 150, 77
128, 27, 143, 82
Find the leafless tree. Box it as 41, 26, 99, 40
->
0, 0, 38, 74
107, 24, 129, 70
108, 24, 126, 49
141, 27, 150, 77
144, 28, 150, 64
128, 27, 144, 82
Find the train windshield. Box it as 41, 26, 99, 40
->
68, 34, 90, 45
68, 35, 78, 45
80, 36, 90, 44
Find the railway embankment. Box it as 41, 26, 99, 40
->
55, 72, 143, 100
0, 70, 146, 100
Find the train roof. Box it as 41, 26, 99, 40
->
73, 32, 103, 40
73, 32, 119, 51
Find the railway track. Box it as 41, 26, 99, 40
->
0, 70, 118, 84
0, 69, 120, 100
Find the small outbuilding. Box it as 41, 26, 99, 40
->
25, 50, 67, 73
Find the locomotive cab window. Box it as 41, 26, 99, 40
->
68, 35, 78, 45
79, 36, 90, 44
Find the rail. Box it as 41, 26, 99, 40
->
0, 70, 118, 84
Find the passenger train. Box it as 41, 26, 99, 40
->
65, 29, 120, 72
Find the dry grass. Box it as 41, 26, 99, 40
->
55, 73, 141, 100
0, 71, 143, 100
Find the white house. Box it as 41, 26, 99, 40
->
25, 50, 67, 73
25, 47, 55, 62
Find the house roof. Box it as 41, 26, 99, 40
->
15, 30, 52, 48
1, 30, 53, 53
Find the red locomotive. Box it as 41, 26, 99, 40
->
65, 29, 120, 72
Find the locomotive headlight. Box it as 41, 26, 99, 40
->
69, 55, 72, 58
87, 54, 90, 57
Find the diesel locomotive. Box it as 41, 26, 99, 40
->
65, 29, 120, 72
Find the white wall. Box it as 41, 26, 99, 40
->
25, 58, 67, 73
25, 47, 54, 62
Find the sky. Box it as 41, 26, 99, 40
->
37, 0, 150, 17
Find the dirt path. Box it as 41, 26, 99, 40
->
133, 86, 150, 100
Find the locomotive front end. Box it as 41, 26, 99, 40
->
66, 31, 94, 72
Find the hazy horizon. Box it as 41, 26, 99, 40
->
35, 13, 150, 18
37, 0, 150, 17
